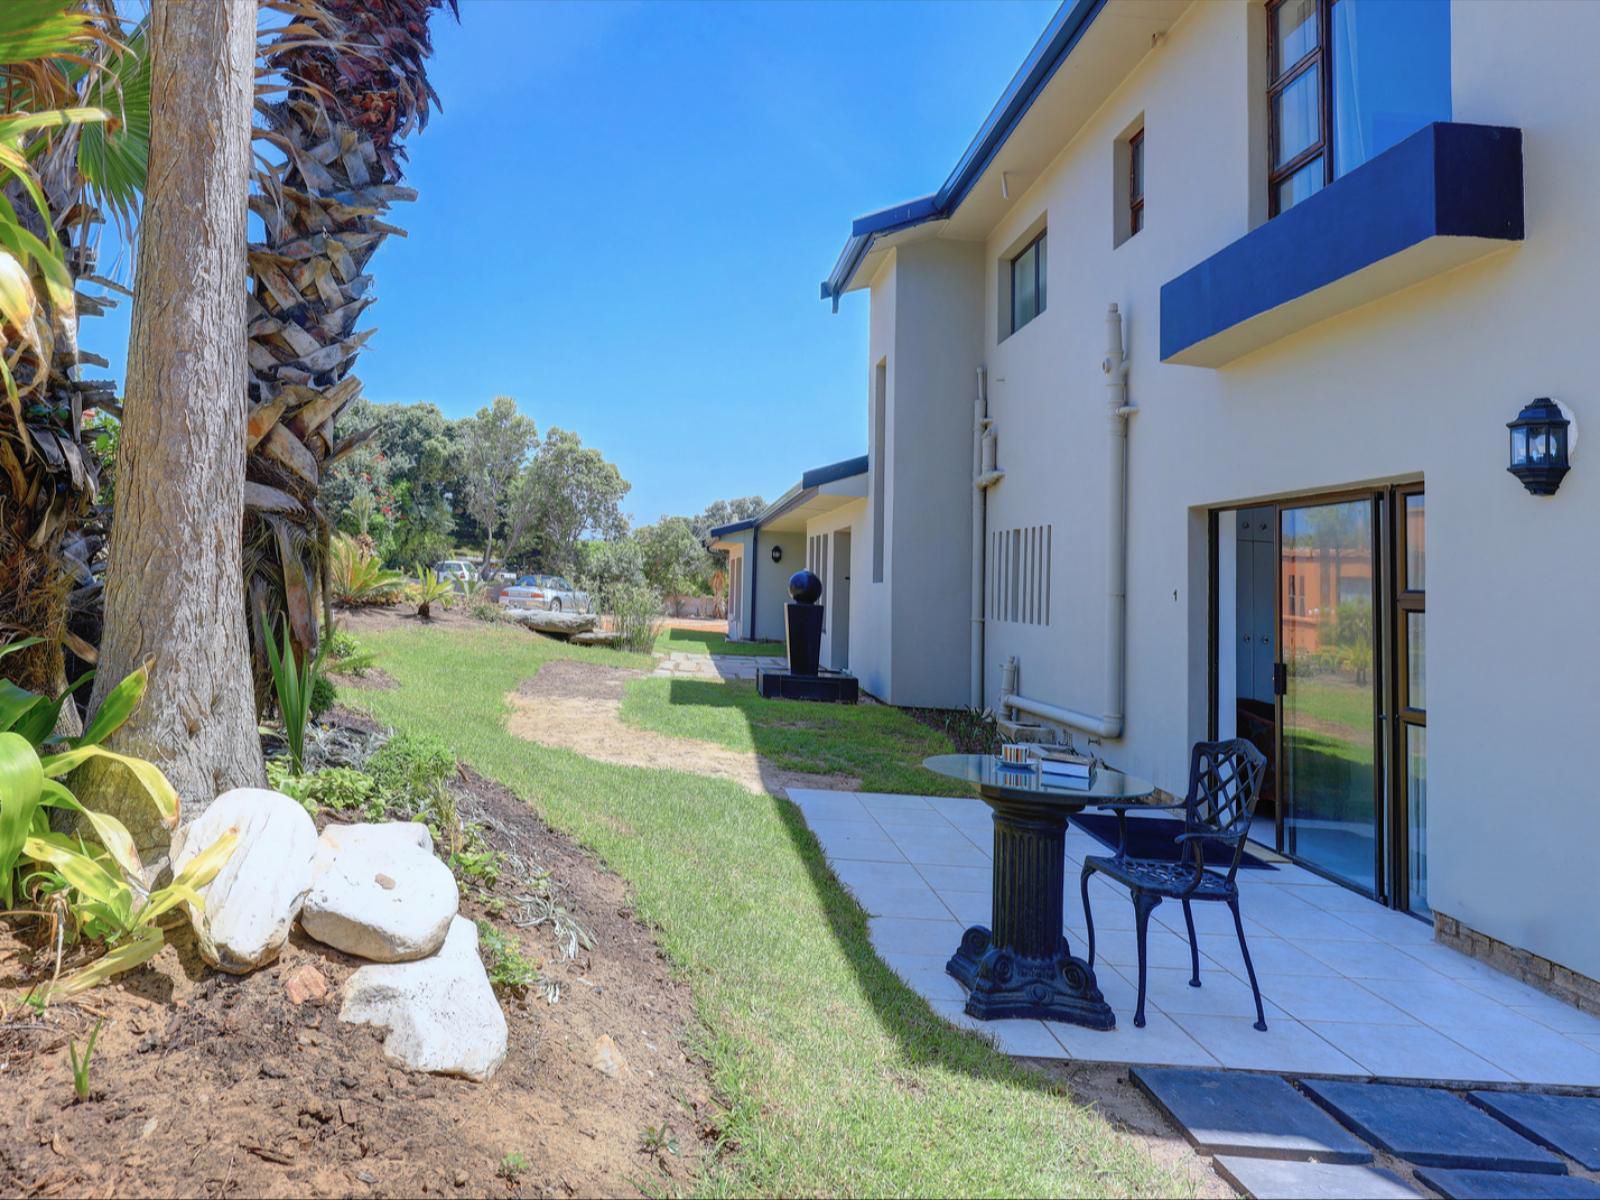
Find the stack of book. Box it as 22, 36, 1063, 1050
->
1034, 747, 1094, 780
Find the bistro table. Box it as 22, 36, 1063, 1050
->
922, 753, 1157, 1028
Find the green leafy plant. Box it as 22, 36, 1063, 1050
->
451, 846, 502, 887
68, 1017, 104, 1101
367, 731, 454, 816
329, 535, 405, 607
412, 565, 454, 620
640, 1123, 679, 1158
309, 671, 337, 720
267, 761, 388, 821
497, 1152, 529, 1183
468, 601, 503, 623
323, 629, 378, 675
263, 614, 314, 774
477, 920, 539, 993
608, 580, 664, 653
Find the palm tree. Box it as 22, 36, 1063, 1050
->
0, 2, 147, 709
243, 0, 455, 683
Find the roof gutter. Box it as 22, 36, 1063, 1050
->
820, 0, 1109, 308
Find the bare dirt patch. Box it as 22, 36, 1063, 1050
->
505, 662, 858, 799
0, 761, 716, 1199
327, 666, 398, 691
336, 604, 489, 636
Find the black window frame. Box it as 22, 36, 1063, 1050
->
1266, 0, 1333, 217
1128, 127, 1145, 236
1008, 230, 1047, 335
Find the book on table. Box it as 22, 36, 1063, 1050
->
1035, 749, 1094, 779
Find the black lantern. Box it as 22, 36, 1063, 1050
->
770, 544, 783, 563
1507, 397, 1571, 496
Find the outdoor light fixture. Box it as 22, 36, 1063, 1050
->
770, 545, 783, 563
1507, 397, 1572, 496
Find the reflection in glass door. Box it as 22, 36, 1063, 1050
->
1280, 499, 1380, 893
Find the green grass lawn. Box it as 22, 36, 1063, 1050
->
656, 627, 784, 657
620, 677, 972, 797
345, 623, 1193, 1198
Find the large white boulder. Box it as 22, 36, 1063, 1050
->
339, 916, 507, 1081
170, 788, 319, 974
300, 821, 458, 962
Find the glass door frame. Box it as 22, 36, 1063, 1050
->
1208, 482, 1424, 912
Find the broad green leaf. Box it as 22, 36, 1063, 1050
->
138, 883, 206, 927
0, 730, 45, 906
0, 1, 92, 67
39, 926, 164, 1001
0, 679, 45, 736
35, 781, 142, 881
12, 670, 95, 747
169, 828, 239, 896
23, 834, 133, 923
37, 743, 179, 830
0, 636, 44, 660
76, 664, 148, 747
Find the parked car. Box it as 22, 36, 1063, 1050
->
433, 560, 479, 591
498, 574, 591, 613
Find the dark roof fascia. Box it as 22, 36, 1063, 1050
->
800, 453, 869, 489
707, 517, 759, 539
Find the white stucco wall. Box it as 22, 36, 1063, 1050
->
750, 530, 805, 643
804, 500, 866, 674
853, 0, 1600, 979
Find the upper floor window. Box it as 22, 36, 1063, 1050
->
1009, 231, 1046, 334
1267, 0, 1450, 216
1128, 128, 1145, 236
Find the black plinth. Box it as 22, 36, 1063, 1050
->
945, 796, 1115, 1027
756, 667, 859, 703
784, 601, 824, 676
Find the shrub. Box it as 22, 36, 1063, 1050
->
323, 629, 378, 675
469, 601, 503, 623
329, 535, 405, 607
412, 565, 454, 619
309, 672, 337, 720
367, 731, 455, 817
477, 920, 540, 993
608, 580, 664, 653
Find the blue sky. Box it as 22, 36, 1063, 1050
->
84, 0, 1057, 526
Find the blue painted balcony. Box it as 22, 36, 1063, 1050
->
1160, 123, 1524, 368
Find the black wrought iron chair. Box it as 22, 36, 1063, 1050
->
1079, 738, 1270, 1030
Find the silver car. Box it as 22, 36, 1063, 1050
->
499, 573, 591, 613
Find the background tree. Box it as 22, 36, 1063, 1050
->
636, 516, 707, 603
691, 495, 765, 544
506, 426, 629, 573
78, 0, 262, 846
324, 397, 458, 565
457, 395, 535, 570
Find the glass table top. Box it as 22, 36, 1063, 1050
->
922, 753, 1157, 806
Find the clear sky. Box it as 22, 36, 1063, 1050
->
83, 0, 1058, 527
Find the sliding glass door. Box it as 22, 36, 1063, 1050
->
1279, 498, 1381, 893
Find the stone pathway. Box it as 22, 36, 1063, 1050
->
650, 652, 786, 682
1137, 1066, 1600, 1198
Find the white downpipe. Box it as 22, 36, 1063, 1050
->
1002, 303, 1134, 740
969, 366, 988, 708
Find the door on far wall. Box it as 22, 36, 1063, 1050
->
1393, 486, 1428, 915
830, 531, 851, 670
1279, 497, 1381, 895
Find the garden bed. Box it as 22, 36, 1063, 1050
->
0, 727, 716, 1199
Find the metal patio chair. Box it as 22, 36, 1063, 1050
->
1079, 738, 1270, 1030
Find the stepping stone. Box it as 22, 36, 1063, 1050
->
1213, 1157, 1418, 1199
1468, 1091, 1600, 1170
1301, 1080, 1564, 1173
1412, 1168, 1600, 1200
1132, 1067, 1371, 1163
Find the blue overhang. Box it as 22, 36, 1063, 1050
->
801, 454, 869, 489
1160, 122, 1524, 367
708, 517, 758, 539
820, 0, 1108, 309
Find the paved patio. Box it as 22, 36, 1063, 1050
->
650, 651, 786, 682
790, 787, 1600, 1086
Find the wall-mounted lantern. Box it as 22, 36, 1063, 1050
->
1507, 397, 1572, 496
770, 544, 783, 564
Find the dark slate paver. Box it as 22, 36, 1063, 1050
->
1132, 1067, 1371, 1163
1468, 1090, 1600, 1170
1213, 1156, 1418, 1200
1413, 1168, 1600, 1200
1300, 1080, 1565, 1173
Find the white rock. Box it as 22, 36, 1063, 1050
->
340, 915, 507, 1081
170, 788, 318, 974
300, 821, 458, 962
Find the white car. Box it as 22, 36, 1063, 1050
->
498, 574, 591, 613
433, 560, 478, 591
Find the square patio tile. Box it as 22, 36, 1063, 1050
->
929, 1002, 1068, 1059
1090, 926, 1223, 972
1467, 1090, 1600, 1170
1439, 1009, 1600, 1087
867, 916, 964, 959
1259, 974, 1419, 1025
1506, 995, 1600, 1037
855, 792, 936, 815
787, 788, 872, 821
1297, 939, 1454, 981
914, 864, 992, 893
1212, 935, 1343, 978
1170, 1014, 1365, 1075
891, 964, 967, 1005
1410, 1168, 1600, 1200
886, 834, 990, 868
936, 890, 989, 926
1132, 1067, 1371, 1162
1135, 966, 1284, 1022
1302, 1020, 1511, 1083
852, 883, 959, 921
807, 821, 906, 863
925, 795, 987, 822
1278, 884, 1390, 913
1300, 1079, 1564, 1172
1249, 896, 1381, 942
1395, 941, 1517, 983
830, 859, 925, 893
1150, 899, 1270, 941
1325, 907, 1437, 945
1047, 1008, 1220, 1068
1213, 1157, 1419, 1199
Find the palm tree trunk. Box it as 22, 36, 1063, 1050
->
77, 0, 263, 848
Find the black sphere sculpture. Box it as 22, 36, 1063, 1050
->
788, 569, 822, 604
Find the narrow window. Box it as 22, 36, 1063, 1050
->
1008, 231, 1046, 335
1267, 0, 1450, 217
1128, 128, 1145, 236
871, 360, 887, 583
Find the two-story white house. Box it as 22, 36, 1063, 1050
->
745, 0, 1597, 1005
